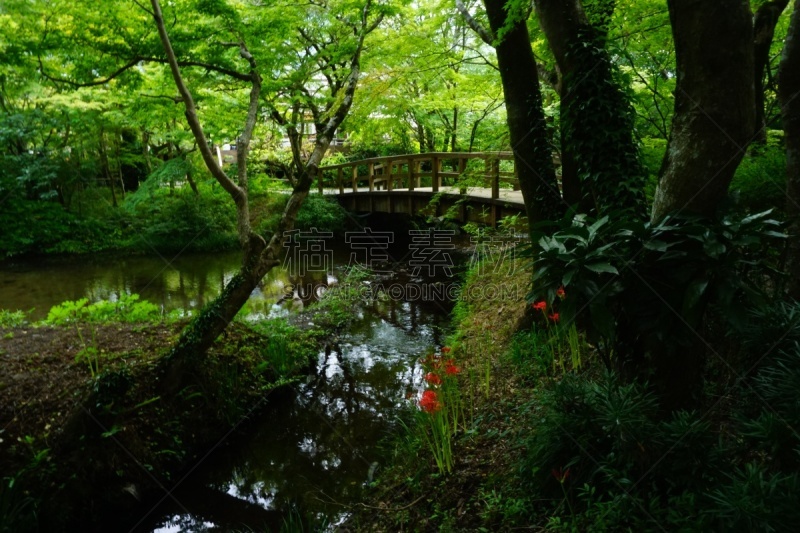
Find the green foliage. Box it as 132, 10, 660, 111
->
309, 266, 371, 329
44, 293, 164, 325
730, 134, 787, 214
529, 208, 786, 368
639, 137, 666, 203
121, 181, 239, 252
520, 373, 731, 530
0, 480, 36, 533
0, 310, 27, 328
247, 317, 317, 377
511, 299, 800, 531
294, 195, 349, 234
0, 196, 119, 257
707, 464, 800, 531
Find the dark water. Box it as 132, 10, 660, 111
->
0, 244, 463, 531
0, 250, 332, 321
134, 294, 452, 532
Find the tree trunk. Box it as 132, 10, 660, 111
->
185, 164, 199, 195
450, 106, 458, 152
645, 0, 755, 410
482, 0, 564, 225
651, 0, 754, 222
535, 0, 646, 218
113, 131, 126, 200
143, 130, 152, 174
754, 1, 791, 144
99, 130, 118, 207
781, 0, 800, 299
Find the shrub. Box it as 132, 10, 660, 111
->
527, 208, 786, 371
294, 195, 349, 234
730, 134, 786, 215
521, 372, 733, 530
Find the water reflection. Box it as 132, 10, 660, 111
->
0, 251, 334, 320
138, 292, 453, 532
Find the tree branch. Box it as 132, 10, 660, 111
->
456, 0, 494, 46
38, 57, 140, 88
150, 0, 251, 244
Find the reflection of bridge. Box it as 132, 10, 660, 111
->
317, 152, 527, 226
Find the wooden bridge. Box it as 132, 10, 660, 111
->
316, 152, 528, 226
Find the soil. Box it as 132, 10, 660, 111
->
0, 323, 179, 475
0, 319, 304, 532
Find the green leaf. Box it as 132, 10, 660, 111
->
585, 262, 619, 275
643, 239, 669, 252
683, 279, 709, 311
703, 240, 726, 258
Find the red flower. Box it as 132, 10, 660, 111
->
441, 346, 451, 354
551, 467, 571, 483
556, 286, 566, 298
425, 372, 442, 386
548, 312, 560, 322
532, 301, 547, 310
419, 390, 441, 413
444, 360, 460, 375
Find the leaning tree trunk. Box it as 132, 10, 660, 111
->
150, 0, 379, 391
534, 0, 646, 219
753, 0, 791, 145
478, 0, 564, 225
780, 0, 800, 299
651, 0, 755, 222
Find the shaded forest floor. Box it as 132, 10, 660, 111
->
0, 317, 318, 531
0, 322, 178, 465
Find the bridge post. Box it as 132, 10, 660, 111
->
352, 165, 358, 193
490, 158, 500, 200
432, 155, 440, 192
408, 156, 415, 191
317, 169, 323, 194
458, 157, 467, 194
337, 167, 344, 195
368, 162, 375, 192
387, 159, 393, 192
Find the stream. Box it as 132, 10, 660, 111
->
0, 238, 467, 531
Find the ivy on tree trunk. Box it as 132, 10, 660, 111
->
535, 0, 646, 219
780, 0, 800, 299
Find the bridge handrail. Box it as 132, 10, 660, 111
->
317, 151, 514, 171
315, 151, 520, 199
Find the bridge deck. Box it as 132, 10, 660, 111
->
321, 186, 525, 205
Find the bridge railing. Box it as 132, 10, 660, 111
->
316, 152, 518, 199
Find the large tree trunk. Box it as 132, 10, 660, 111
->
534, 0, 646, 218
481, 0, 564, 225
754, 1, 791, 144
646, 0, 754, 410
781, 0, 800, 299
651, 0, 755, 222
